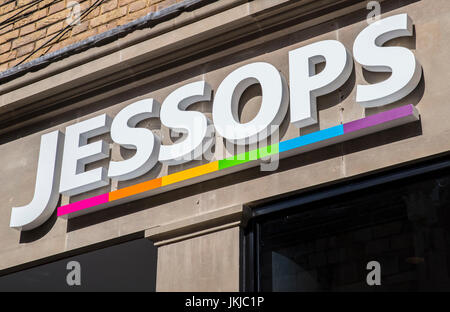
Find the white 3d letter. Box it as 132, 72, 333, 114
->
213, 62, 288, 145
159, 81, 213, 165
108, 99, 161, 181
10, 131, 64, 231
60, 114, 111, 196
289, 40, 353, 128
353, 13, 422, 107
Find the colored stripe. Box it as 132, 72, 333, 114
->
279, 125, 344, 153
109, 178, 162, 201
219, 144, 279, 170
161, 161, 219, 186
343, 104, 414, 134
57, 104, 417, 218
57, 193, 109, 216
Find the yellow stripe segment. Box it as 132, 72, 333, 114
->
162, 161, 219, 186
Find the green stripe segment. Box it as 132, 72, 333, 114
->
218, 143, 279, 170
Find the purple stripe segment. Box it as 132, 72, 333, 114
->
57, 193, 109, 217
343, 104, 414, 134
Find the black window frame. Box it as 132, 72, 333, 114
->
241, 153, 450, 292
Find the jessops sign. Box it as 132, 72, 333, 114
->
10, 14, 422, 231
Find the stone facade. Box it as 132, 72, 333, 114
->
0, 0, 448, 291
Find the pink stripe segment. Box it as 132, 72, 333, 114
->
57, 193, 109, 216
343, 104, 414, 134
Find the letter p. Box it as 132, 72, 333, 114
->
289, 40, 353, 128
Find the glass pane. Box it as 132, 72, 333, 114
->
0, 238, 157, 292
258, 170, 450, 291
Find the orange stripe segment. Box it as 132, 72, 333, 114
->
162, 161, 219, 186
109, 178, 162, 201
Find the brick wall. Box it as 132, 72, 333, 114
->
0, 0, 184, 72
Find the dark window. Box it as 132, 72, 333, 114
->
0, 238, 157, 292
245, 158, 450, 291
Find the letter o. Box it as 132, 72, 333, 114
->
212, 62, 288, 145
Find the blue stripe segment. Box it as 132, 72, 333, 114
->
279, 125, 344, 153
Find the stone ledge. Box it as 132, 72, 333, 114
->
145, 204, 250, 246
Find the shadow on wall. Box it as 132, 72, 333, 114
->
19, 206, 58, 243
